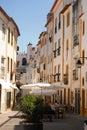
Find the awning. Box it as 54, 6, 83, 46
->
0, 79, 11, 90
11, 84, 18, 90
6, 82, 18, 90
0, 79, 18, 90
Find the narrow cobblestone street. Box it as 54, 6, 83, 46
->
0, 110, 87, 130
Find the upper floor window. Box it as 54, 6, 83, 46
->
2, 24, 5, 40
54, 66, 56, 74
7, 57, 9, 72
58, 39, 61, 48
58, 13, 61, 29
55, 42, 57, 50
66, 39, 69, 60
11, 58, 12, 71
55, 17, 57, 33
82, 50, 85, 65
58, 64, 60, 73
11, 31, 13, 45
82, 77, 84, 86
66, 12, 70, 27
82, 21, 85, 36
57, 39, 61, 55
1, 56, 5, 64
8, 28, 10, 43
22, 58, 27, 65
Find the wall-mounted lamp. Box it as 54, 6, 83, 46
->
76, 57, 87, 68
76, 59, 82, 68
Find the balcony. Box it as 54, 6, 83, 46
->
56, 73, 60, 82
57, 47, 61, 56
53, 50, 56, 58
73, 69, 78, 80
53, 73, 60, 82
73, 34, 79, 46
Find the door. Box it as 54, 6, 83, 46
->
75, 89, 80, 114
82, 89, 85, 115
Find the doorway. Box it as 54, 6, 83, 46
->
6, 92, 11, 108
75, 89, 80, 114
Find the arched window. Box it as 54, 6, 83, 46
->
22, 58, 27, 65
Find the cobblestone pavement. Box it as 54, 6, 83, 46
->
0, 110, 87, 130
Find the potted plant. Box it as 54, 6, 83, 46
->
18, 94, 44, 130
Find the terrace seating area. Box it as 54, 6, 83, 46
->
42, 103, 67, 121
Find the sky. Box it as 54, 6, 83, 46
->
0, 0, 54, 52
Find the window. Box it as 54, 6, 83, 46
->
64, 65, 68, 84
83, 21, 85, 35
1, 56, 5, 64
73, 69, 78, 80
57, 39, 61, 55
82, 50, 85, 65
2, 25, 5, 40
22, 58, 27, 65
55, 42, 57, 50
82, 77, 84, 86
54, 66, 56, 74
86, 72, 87, 82
57, 64, 60, 81
58, 39, 61, 48
55, 18, 57, 33
54, 66, 56, 82
58, 13, 61, 29
58, 64, 60, 73
7, 57, 9, 72
66, 12, 70, 27
66, 39, 69, 60
11, 58, 12, 71
11, 31, 13, 45
8, 28, 10, 43
43, 63, 46, 70
54, 42, 57, 58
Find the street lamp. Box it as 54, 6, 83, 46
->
76, 59, 82, 68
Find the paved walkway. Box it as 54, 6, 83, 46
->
0, 110, 87, 130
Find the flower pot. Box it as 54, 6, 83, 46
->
14, 123, 43, 130
23, 123, 43, 130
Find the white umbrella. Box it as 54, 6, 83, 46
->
51, 83, 64, 90
20, 83, 39, 90
20, 82, 51, 90
30, 89, 57, 96
20, 82, 52, 96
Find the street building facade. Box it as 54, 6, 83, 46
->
0, 7, 20, 113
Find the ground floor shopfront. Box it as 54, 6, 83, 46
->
63, 87, 87, 117
0, 80, 18, 113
